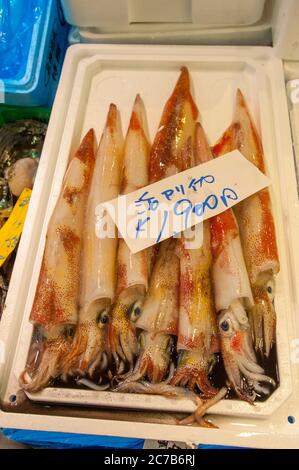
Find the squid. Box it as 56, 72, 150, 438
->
116, 67, 198, 386
197, 121, 275, 402
121, 225, 224, 426
213, 89, 280, 356
149, 66, 198, 183
115, 239, 179, 385
20, 129, 95, 392
167, 123, 224, 426
171, 223, 219, 398
133, 238, 180, 382
63, 104, 123, 379
108, 95, 150, 371
169, 122, 218, 397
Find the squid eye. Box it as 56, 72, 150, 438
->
96, 310, 109, 325
128, 301, 142, 323
63, 326, 74, 338
265, 279, 275, 302
220, 320, 230, 332
218, 315, 234, 336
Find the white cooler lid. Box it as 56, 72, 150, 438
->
60, 0, 267, 31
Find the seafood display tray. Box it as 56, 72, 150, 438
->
285, 61, 299, 193
1, 45, 299, 447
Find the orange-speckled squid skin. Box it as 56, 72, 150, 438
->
196, 122, 275, 403
20, 129, 95, 392
149, 66, 198, 182
63, 104, 123, 379
136, 238, 180, 337
118, 67, 198, 386
118, 238, 180, 384
213, 89, 279, 356
170, 123, 219, 397
108, 95, 150, 371
171, 222, 219, 398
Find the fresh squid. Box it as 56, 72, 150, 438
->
63, 104, 123, 379
131, 238, 180, 382
168, 123, 224, 426
108, 95, 150, 371
116, 67, 198, 386
213, 89, 280, 356
20, 129, 95, 392
149, 66, 198, 183
170, 121, 218, 397
171, 223, 219, 398
196, 122, 275, 402
116, 238, 179, 385
20, 67, 280, 423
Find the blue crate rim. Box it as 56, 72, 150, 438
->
1, 0, 55, 93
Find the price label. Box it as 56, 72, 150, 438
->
0, 188, 32, 267
100, 151, 269, 254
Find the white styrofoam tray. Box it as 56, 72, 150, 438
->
285, 61, 299, 194
1, 45, 299, 448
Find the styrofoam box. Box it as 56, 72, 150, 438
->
1, 45, 299, 448
285, 62, 299, 203
61, 0, 266, 29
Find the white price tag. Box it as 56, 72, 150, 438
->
100, 150, 269, 254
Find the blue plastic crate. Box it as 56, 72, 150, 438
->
0, 0, 69, 106
1, 429, 244, 449
1, 429, 145, 449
